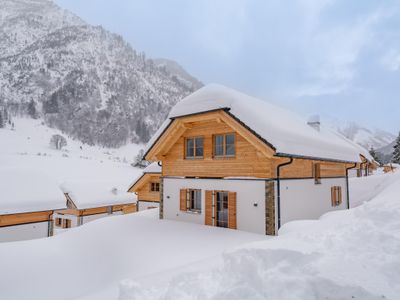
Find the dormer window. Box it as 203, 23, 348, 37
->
214, 133, 235, 157
185, 137, 204, 159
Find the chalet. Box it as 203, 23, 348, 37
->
128, 162, 161, 211
384, 163, 399, 173
143, 84, 372, 235
0, 169, 66, 242
53, 181, 137, 232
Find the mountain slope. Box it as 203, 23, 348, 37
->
0, 0, 202, 147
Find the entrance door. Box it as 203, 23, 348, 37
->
216, 191, 229, 228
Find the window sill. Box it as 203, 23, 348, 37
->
213, 155, 236, 160
185, 210, 202, 215
185, 157, 204, 160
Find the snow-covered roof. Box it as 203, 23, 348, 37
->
0, 168, 66, 215
146, 84, 367, 163
60, 181, 137, 209
143, 162, 161, 173
128, 162, 161, 191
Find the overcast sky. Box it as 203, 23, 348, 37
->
55, 0, 400, 133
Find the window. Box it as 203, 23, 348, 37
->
150, 182, 160, 192
188, 189, 201, 212
62, 219, 71, 229
55, 217, 62, 227
313, 163, 321, 184
331, 186, 342, 207
180, 189, 201, 212
185, 137, 204, 159
214, 133, 235, 157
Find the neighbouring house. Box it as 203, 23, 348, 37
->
128, 162, 161, 211
383, 163, 399, 173
143, 84, 373, 235
54, 181, 137, 232
0, 169, 66, 242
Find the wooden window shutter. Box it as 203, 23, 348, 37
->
337, 186, 342, 205
331, 187, 337, 207
205, 190, 213, 226
228, 192, 237, 229
180, 189, 187, 211
314, 163, 321, 184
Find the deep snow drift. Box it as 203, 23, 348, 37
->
119, 171, 400, 300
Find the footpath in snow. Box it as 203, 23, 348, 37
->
119, 172, 400, 300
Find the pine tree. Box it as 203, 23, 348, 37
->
27, 99, 38, 119
369, 146, 382, 165
0, 111, 4, 128
393, 132, 400, 164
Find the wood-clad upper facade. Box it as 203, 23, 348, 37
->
145, 109, 355, 180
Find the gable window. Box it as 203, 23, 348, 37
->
150, 182, 160, 192
313, 163, 321, 184
214, 133, 235, 157
180, 189, 201, 213
331, 186, 342, 207
185, 137, 204, 159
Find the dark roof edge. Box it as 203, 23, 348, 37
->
275, 152, 358, 164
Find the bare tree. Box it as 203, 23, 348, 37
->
50, 134, 67, 150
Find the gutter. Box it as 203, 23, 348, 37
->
276, 157, 294, 230
345, 163, 358, 209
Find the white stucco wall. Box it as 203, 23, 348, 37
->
82, 213, 108, 224
163, 178, 266, 235
0, 221, 49, 242
279, 177, 348, 226
138, 201, 160, 211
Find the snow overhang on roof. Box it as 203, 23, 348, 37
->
145, 84, 366, 163
0, 168, 66, 215
60, 181, 137, 210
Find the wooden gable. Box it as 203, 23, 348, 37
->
128, 173, 161, 202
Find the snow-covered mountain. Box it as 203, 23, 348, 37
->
0, 0, 202, 147
319, 114, 396, 150
337, 123, 396, 150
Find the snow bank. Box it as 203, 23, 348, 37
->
146, 84, 366, 163
0, 208, 266, 300
0, 168, 66, 214
119, 172, 400, 300
60, 181, 137, 209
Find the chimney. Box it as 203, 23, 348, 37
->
307, 115, 320, 132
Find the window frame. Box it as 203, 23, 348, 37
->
55, 217, 62, 227
213, 133, 236, 158
331, 186, 342, 207
186, 189, 202, 213
184, 136, 204, 159
150, 182, 160, 192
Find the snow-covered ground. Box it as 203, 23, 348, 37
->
0, 118, 143, 188
1, 118, 400, 300
0, 169, 398, 299
118, 171, 400, 300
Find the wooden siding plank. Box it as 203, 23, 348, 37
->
205, 190, 213, 226
228, 192, 237, 229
